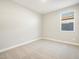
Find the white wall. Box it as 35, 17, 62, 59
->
43, 4, 79, 43
0, 0, 42, 50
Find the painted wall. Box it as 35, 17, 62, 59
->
43, 4, 79, 43
0, 0, 42, 50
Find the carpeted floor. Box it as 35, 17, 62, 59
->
0, 39, 79, 59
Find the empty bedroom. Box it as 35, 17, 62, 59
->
0, 0, 79, 59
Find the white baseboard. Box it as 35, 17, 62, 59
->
1, 37, 79, 53
43, 37, 79, 47
0, 37, 41, 53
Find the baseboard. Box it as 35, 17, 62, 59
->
43, 37, 79, 47
0, 37, 41, 53
1, 37, 79, 53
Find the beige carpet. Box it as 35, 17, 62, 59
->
0, 39, 79, 59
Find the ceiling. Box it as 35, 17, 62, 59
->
12, 0, 79, 14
